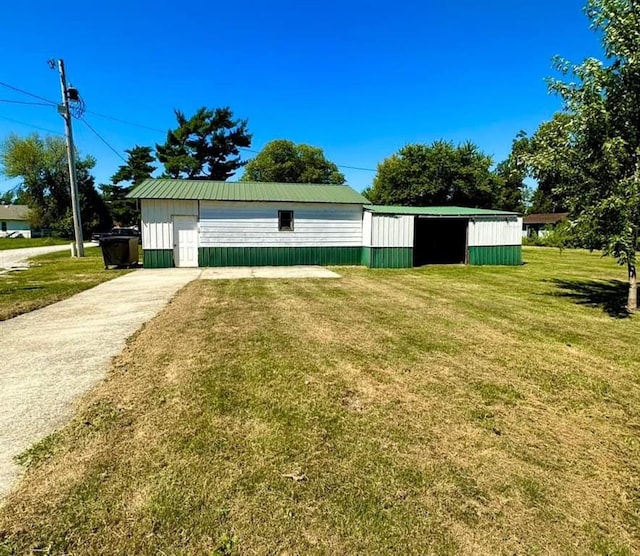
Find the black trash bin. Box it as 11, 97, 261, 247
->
100, 236, 139, 268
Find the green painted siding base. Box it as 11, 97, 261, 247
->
143, 249, 174, 268
198, 246, 362, 267
468, 245, 521, 265
364, 247, 413, 268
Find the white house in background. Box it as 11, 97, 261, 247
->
0, 205, 31, 238
127, 179, 522, 269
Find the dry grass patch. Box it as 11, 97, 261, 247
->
1, 247, 639, 554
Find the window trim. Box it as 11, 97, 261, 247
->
278, 210, 294, 232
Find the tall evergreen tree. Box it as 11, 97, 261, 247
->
105, 146, 156, 226
156, 107, 251, 181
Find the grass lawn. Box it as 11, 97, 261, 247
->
0, 247, 131, 320
1, 247, 639, 555
0, 238, 69, 250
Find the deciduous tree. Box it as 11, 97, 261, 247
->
366, 141, 499, 208
494, 132, 530, 213
0, 133, 111, 236
241, 140, 345, 184
529, 0, 640, 311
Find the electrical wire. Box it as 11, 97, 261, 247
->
84, 110, 166, 133
85, 110, 377, 171
0, 115, 63, 136
0, 99, 54, 107
0, 81, 378, 172
78, 117, 127, 161
0, 81, 57, 106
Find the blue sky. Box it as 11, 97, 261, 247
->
0, 0, 603, 194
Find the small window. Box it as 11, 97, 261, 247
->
1, 222, 6, 232
278, 210, 294, 231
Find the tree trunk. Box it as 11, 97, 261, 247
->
628, 262, 637, 313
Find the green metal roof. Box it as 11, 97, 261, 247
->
364, 205, 520, 217
127, 179, 368, 204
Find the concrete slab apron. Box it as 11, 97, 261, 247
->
0, 268, 200, 499
200, 266, 341, 280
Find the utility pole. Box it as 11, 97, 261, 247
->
56, 59, 84, 257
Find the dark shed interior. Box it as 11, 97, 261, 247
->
413, 217, 468, 265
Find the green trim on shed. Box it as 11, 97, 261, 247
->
364, 247, 413, 268
198, 246, 362, 267
468, 245, 521, 266
143, 249, 174, 268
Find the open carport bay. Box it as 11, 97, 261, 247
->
413, 217, 468, 265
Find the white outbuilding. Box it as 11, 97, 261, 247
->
128, 179, 522, 268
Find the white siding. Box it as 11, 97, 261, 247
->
0, 220, 31, 237
468, 217, 522, 247
370, 214, 414, 247
141, 200, 198, 250
362, 211, 372, 247
199, 201, 363, 247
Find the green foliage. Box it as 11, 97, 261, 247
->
111, 145, 156, 187
523, 220, 583, 249
0, 189, 16, 205
367, 141, 500, 208
106, 146, 156, 226
0, 133, 111, 237
241, 139, 345, 184
528, 0, 640, 307
156, 107, 251, 181
493, 132, 530, 212
526, 115, 573, 214
212, 533, 237, 555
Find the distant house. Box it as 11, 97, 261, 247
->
522, 212, 569, 238
0, 205, 31, 238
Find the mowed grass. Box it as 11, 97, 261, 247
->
0, 247, 131, 320
0, 238, 68, 250
1, 247, 640, 555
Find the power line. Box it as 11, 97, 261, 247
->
334, 164, 376, 172
0, 81, 377, 172
78, 116, 127, 162
85, 109, 166, 134
0, 115, 63, 136
0, 99, 54, 107
0, 81, 57, 106
85, 110, 377, 171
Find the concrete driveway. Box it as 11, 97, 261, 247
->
0, 268, 201, 499
0, 263, 341, 501
0, 243, 93, 273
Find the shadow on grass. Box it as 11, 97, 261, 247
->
548, 278, 631, 318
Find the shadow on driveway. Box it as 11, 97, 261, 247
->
547, 278, 630, 318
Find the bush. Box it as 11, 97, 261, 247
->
523, 221, 585, 249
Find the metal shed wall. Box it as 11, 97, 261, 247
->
362, 213, 414, 268
467, 216, 523, 265
141, 200, 198, 267
198, 201, 362, 266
